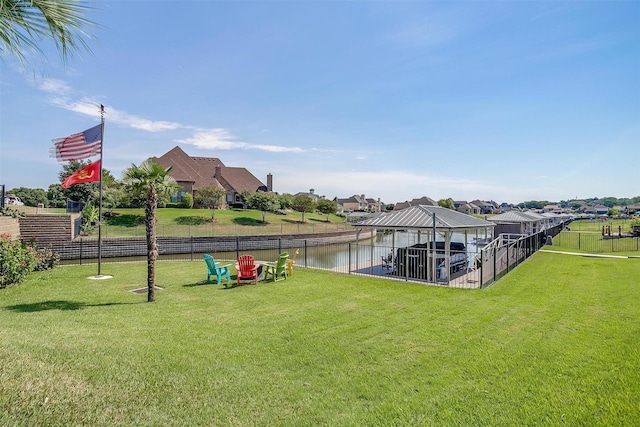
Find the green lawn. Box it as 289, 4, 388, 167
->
0, 253, 638, 426
101, 208, 349, 237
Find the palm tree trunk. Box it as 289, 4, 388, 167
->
146, 190, 158, 302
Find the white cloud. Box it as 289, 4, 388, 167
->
49, 97, 103, 119
36, 76, 304, 152
108, 107, 181, 132
176, 129, 304, 152
38, 78, 72, 95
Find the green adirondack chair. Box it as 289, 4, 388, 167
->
203, 254, 231, 285
264, 252, 289, 282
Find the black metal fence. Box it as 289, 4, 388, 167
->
46, 225, 563, 289
551, 231, 640, 253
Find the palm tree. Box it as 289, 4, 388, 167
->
0, 0, 95, 64
122, 160, 179, 302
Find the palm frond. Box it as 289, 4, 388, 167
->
0, 0, 96, 65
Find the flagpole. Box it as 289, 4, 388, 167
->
97, 105, 105, 276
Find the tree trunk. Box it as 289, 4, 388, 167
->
146, 190, 158, 302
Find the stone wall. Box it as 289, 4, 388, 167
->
0, 217, 21, 240
44, 229, 376, 260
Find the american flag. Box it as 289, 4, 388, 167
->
50, 124, 102, 162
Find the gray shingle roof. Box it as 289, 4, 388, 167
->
353, 205, 495, 231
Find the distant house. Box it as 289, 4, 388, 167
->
152, 146, 271, 208
393, 196, 437, 211
334, 194, 382, 213
294, 189, 323, 201
470, 200, 496, 215
456, 202, 480, 215
542, 204, 562, 213
624, 204, 640, 215
580, 204, 609, 216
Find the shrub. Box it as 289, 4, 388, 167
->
0, 235, 38, 289
180, 193, 194, 209
0, 236, 59, 289
0, 207, 25, 218
81, 205, 99, 235
31, 243, 60, 271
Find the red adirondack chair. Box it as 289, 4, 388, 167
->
236, 255, 258, 285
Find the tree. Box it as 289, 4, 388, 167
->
291, 195, 316, 223
194, 184, 226, 210
122, 160, 179, 302
7, 187, 48, 207
238, 189, 252, 209
278, 193, 293, 210
316, 199, 337, 222
0, 0, 95, 66
246, 192, 280, 223
438, 198, 454, 209
47, 183, 66, 208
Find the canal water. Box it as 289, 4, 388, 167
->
68, 229, 490, 273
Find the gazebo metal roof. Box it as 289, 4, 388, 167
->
352, 205, 495, 232
488, 210, 546, 224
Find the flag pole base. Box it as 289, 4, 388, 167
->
88, 275, 113, 280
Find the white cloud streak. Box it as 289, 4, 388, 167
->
36, 77, 304, 152
176, 129, 304, 152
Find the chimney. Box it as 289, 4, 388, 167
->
267, 173, 273, 192
215, 164, 222, 178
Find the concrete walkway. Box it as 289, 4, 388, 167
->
539, 249, 639, 259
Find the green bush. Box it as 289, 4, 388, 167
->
0, 236, 60, 289
0, 235, 38, 289
31, 243, 60, 271
180, 193, 194, 209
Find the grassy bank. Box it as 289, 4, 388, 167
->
0, 252, 638, 425
100, 207, 350, 237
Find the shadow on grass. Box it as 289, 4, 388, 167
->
105, 214, 145, 227
175, 216, 208, 225
309, 218, 330, 223
183, 280, 237, 289
232, 217, 266, 226
5, 300, 141, 313
281, 219, 305, 224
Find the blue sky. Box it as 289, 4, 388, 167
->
1, 1, 638, 205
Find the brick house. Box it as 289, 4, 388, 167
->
152, 146, 271, 207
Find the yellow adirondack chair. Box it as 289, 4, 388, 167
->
286, 249, 299, 277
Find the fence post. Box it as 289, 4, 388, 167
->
493, 247, 497, 283
480, 248, 484, 288
370, 243, 374, 274
278, 238, 282, 254
578, 233, 581, 250
348, 242, 352, 274
236, 236, 240, 260
190, 236, 194, 261
79, 237, 83, 265
304, 239, 307, 267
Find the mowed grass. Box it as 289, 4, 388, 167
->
102, 208, 348, 237
0, 253, 638, 426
